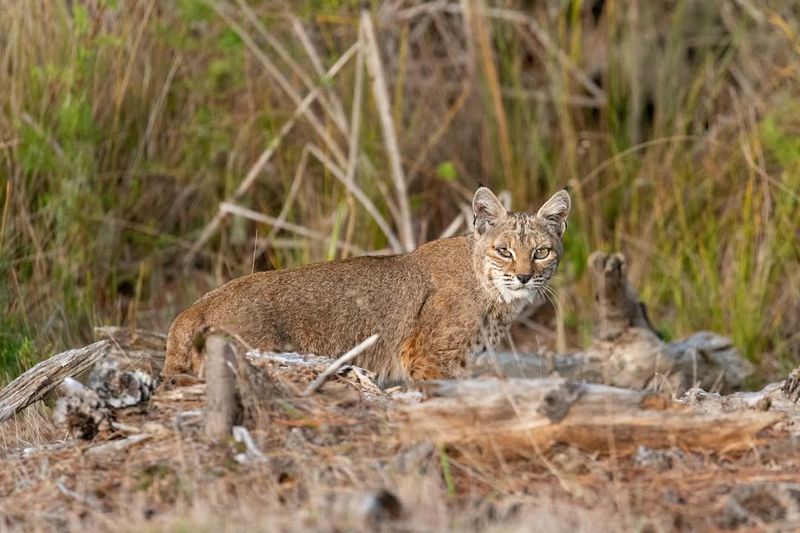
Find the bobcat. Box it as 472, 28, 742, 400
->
164, 187, 570, 386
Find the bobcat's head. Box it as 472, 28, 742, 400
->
472, 187, 570, 304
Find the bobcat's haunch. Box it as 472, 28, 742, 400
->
164, 187, 570, 386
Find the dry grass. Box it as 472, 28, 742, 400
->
0, 404, 56, 452
1, 347, 799, 532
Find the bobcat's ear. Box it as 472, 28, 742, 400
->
473, 187, 507, 235
537, 190, 571, 237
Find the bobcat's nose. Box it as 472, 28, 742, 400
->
516, 273, 532, 284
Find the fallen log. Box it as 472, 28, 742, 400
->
583, 253, 753, 392
678, 382, 800, 414
397, 378, 781, 456
0, 340, 111, 423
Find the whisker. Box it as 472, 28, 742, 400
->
537, 283, 559, 309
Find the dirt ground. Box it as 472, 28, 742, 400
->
2, 340, 800, 533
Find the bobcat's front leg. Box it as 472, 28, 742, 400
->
399, 319, 472, 381
400, 336, 468, 381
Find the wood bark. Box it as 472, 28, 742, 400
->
0, 340, 111, 423
204, 334, 242, 441
201, 331, 290, 438
397, 378, 781, 456
679, 382, 800, 414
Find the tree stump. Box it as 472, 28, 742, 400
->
203, 334, 242, 441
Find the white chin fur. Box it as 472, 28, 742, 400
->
492, 279, 535, 303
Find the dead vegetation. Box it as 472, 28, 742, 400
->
1, 332, 799, 531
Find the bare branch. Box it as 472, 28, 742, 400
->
361, 10, 415, 252
186, 42, 358, 264
304, 334, 380, 395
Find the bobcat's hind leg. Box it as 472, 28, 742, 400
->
163, 307, 207, 379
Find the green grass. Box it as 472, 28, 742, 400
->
1, 0, 799, 381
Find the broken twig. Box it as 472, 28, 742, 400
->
304, 334, 380, 395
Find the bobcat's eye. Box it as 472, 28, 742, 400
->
533, 247, 551, 260
496, 247, 513, 259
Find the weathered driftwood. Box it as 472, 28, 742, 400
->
590, 251, 658, 340
199, 330, 299, 437
153, 383, 207, 402
783, 367, 800, 402
204, 334, 242, 441
86, 433, 151, 455
53, 380, 112, 440
397, 378, 781, 456
0, 340, 111, 423
678, 382, 800, 414
474, 253, 753, 395
53, 359, 158, 439
89, 359, 157, 408
232, 425, 267, 464
246, 349, 384, 398
303, 334, 379, 395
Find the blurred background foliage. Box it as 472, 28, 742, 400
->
0, 0, 798, 382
